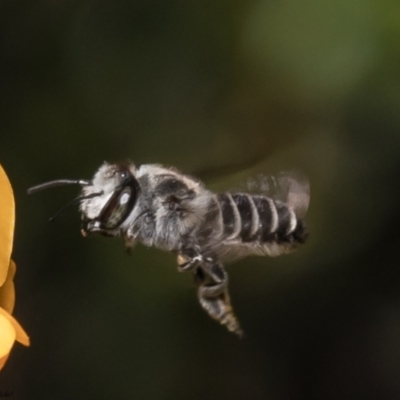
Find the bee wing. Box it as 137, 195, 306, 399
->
235, 170, 310, 219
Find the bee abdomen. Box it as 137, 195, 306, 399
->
271, 199, 307, 243
217, 193, 307, 244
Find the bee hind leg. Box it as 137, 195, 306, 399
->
177, 253, 203, 272
196, 262, 228, 297
194, 264, 243, 338
176, 245, 208, 272
176, 248, 244, 337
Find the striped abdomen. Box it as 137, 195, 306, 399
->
216, 193, 307, 245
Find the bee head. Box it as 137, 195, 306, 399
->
79, 162, 140, 236
28, 162, 140, 237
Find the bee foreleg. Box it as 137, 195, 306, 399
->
123, 230, 138, 254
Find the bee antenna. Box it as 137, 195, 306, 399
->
27, 179, 90, 195
49, 192, 103, 223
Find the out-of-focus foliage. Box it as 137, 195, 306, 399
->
1, 0, 400, 399
0, 166, 29, 371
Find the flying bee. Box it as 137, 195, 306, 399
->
28, 162, 310, 337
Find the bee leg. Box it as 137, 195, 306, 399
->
197, 262, 228, 297
177, 253, 203, 272
123, 230, 137, 254
194, 265, 244, 338
176, 246, 204, 272
176, 248, 244, 336
124, 237, 137, 254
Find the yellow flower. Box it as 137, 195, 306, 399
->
0, 164, 29, 370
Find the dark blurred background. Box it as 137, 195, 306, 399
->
1, 0, 400, 399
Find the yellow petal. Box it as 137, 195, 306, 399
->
0, 165, 15, 286
0, 312, 16, 370
0, 260, 16, 313
0, 352, 10, 370
0, 308, 29, 347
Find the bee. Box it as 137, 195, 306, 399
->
28, 162, 310, 337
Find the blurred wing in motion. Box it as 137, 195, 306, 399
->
243, 170, 310, 218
